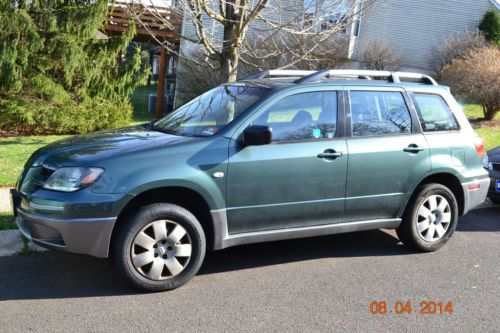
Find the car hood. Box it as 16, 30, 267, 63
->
25, 125, 198, 168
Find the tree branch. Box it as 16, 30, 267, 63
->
199, 0, 226, 23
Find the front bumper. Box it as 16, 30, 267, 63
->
16, 208, 116, 258
10, 185, 130, 257
461, 177, 490, 214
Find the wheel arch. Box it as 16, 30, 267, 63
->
401, 172, 465, 217
110, 186, 217, 255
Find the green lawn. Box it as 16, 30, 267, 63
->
463, 104, 500, 150
475, 127, 500, 150
0, 135, 70, 187
462, 104, 497, 120
129, 84, 156, 125
0, 212, 16, 230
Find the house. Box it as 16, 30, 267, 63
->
132, 0, 497, 108
345, 0, 499, 72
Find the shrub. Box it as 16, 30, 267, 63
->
441, 46, 500, 121
431, 30, 487, 72
479, 8, 500, 46
360, 41, 402, 70
0, 95, 132, 136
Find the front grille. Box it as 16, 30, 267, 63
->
493, 163, 500, 172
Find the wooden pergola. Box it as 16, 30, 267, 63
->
105, 1, 182, 118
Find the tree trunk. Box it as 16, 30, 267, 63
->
221, 0, 239, 82
484, 104, 498, 121
221, 48, 239, 82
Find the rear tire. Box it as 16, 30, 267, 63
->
113, 203, 206, 291
397, 183, 458, 252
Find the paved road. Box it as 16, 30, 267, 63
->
0, 206, 499, 332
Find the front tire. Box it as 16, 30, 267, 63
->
397, 183, 458, 252
113, 203, 206, 291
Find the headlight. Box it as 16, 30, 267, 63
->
43, 167, 103, 192
482, 154, 491, 170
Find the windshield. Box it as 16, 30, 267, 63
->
153, 84, 272, 137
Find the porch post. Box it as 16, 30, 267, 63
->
155, 47, 168, 119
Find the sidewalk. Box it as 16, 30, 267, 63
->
0, 229, 47, 256
0, 187, 47, 256
0, 188, 12, 213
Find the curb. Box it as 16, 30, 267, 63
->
0, 229, 47, 257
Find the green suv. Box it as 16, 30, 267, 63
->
11, 70, 490, 291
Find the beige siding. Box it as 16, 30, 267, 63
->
351, 0, 493, 71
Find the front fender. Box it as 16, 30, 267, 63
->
125, 178, 226, 211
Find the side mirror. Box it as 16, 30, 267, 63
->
243, 125, 272, 146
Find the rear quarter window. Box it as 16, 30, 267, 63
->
411, 94, 459, 132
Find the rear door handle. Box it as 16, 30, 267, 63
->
317, 150, 343, 159
403, 144, 425, 153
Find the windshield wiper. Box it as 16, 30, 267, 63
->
145, 119, 156, 130
151, 126, 177, 135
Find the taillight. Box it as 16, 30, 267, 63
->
473, 136, 485, 157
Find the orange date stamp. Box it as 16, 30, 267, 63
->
369, 301, 453, 315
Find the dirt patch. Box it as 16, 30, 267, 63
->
468, 118, 500, 129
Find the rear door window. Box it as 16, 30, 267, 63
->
410, 94, 459, 132
349, 91, 412, 137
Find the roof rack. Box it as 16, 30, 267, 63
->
294, 70, 438, 86
238, 70, 317, 81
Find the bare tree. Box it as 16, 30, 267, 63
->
239, 30, 350, 73
431, 29, 487, 73
359, 41, 402, 70
175, 43, 226, 103
175, 32, 349, 105
131, 0, 377, 82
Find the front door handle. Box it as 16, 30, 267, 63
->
403, 144, 425, 153
317, 149, 343, 159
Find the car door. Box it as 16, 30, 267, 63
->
343, 88, 431, 222
226, 89, 348, 234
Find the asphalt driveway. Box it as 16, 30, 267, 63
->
0, 205, 498, 332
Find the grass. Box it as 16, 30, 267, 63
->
0, 135, 69, 187
462, 103, 500, 150
475, 127, 500, 150
463, 104, 486, 120
0, 212, 16, 230
129, 84, 157, 125
0, 213, 30, 253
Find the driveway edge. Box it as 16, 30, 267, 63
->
0, 229, 47, 257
